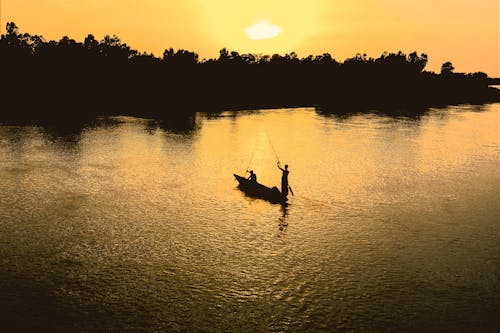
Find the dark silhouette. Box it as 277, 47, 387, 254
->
277, 162, 290, 197
1, 22, 499, 123
247, 170, 257, 182
278, 205, 289, 231
489, 77, 500, 85
441, 61, 455, 75
234, 174, 287, 205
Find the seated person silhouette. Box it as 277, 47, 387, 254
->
247, 170, 257, 182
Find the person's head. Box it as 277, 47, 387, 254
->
250, 170, 254, 174
285, 164, 288, 170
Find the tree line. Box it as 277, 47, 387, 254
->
1, 22, 498, 120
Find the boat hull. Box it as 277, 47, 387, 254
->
234, 174, 287, 204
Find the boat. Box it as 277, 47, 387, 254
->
234, 174, 287, 204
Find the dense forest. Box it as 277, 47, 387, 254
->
1, 22, 499, 120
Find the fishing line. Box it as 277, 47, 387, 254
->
265, 130, 296, 196
294, 194, 345, 209
265, 131, 280, 163
244, 142, 257, 174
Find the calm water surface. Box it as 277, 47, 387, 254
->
1, 104, 499, 332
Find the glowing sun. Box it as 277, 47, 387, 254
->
244, 20, 282, 40
198, 0, 320, 54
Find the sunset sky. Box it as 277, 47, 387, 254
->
2, 0, 498, 76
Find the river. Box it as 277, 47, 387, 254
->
1, 104, 499, 332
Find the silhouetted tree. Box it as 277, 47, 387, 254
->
408, 51, 428, 72
218, 48, 230, 63
0, 22, 498, 120
99, 35, 137, 60
84, 34, 99, 52
163, 48, 199, 66
441, 61, 455, 75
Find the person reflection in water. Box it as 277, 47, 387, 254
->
247, 170, 257, 182
279, 205, 289, 231
277, 162, 289, 196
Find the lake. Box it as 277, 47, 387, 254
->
1, 104, 499, 332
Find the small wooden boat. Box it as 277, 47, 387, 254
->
234, 174, 287, 204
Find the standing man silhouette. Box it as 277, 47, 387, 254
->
277, 162, 289, 197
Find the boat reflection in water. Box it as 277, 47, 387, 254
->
233, 174, 288, 205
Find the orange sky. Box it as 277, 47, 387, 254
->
2, 0, 498, 76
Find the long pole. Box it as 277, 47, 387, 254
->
266, 132, 280, 163
244, 148, 255, 174
266, 131, 294, 196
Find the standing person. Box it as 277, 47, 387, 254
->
277, 162, 289, 196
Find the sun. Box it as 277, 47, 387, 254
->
197, 0, 319, 55
244, 20, 282, 40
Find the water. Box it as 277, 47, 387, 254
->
1, 104, 499, 332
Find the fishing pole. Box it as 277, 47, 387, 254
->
266, 131, 295, 196
266, 131, 280, 163
244, 143, 257, 174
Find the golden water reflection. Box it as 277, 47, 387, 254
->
0, 104, 498, 331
